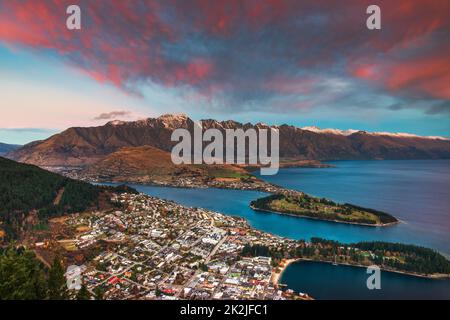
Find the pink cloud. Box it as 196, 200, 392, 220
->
0, 0, 448, 108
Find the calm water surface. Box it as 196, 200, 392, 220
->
280, 261, 450, 300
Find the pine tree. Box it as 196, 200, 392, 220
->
76, 283, 90, 300
0, 247, 47, 299
94, 286, 104, 300
48, 256, 68, 300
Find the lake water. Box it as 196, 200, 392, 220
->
117, 160, 450, 299
280, 261, 450, 300
257, 160, 450, 256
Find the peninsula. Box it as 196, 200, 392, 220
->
250, 193, 399, 226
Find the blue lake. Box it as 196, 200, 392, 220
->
115, 160, 450, 299
257, 160, 450, 256
280, 261, 450, 300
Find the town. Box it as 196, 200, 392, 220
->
25, 189, 450, 301
52, 192, 310, 300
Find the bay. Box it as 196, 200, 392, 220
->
280, 260, 450, 300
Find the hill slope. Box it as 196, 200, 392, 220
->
81, 145, 255, 185
0, 157, 126, 240
0, 143, 21, 155
7, 114, 450, 167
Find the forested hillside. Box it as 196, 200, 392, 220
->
0, 157, 106, 239
241, 238, 450, 275
0, 247, 77, 300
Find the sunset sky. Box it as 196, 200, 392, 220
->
0, 0, 449, 144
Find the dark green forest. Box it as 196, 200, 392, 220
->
352, 240, 450, 275
0, 247, 77, 300
0, 157, 135, 240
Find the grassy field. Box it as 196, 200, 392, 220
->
206, 167, 253, 180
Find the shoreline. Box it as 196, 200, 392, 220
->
250, 205, 399, 227
101, 179, 401, 228
102, 182, 450, 257
277, 258, 450, 283
97, 181, 450, 279
272, 258, 297, 287
99, 181, 450, 260
271, 258, 316, 300
93, 178, 278, 193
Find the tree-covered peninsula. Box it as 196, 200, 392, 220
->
250, 193, 398, 226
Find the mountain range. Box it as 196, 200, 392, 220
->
6, 114, 450, 168
0, 142, 21, 155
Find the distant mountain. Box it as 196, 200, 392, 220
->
300, 126, 448, 140
7, 114, 190, 166
7, 114, 450, 167
0, 142, 21, 155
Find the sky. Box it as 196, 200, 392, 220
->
0, 0, 449, 144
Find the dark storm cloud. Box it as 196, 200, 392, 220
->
0, 0, 448, 114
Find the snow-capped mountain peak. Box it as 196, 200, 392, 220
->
301, 126, 448, 140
